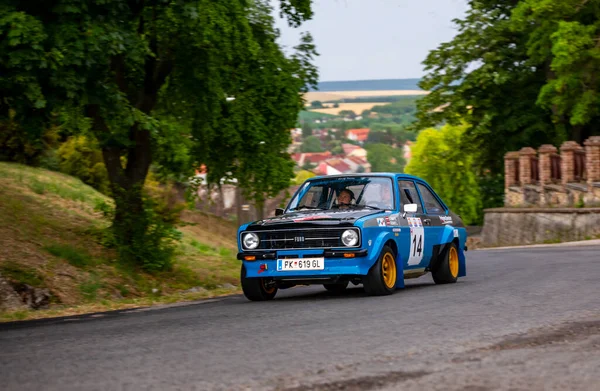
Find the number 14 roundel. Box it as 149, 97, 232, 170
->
407, 217, 424, 266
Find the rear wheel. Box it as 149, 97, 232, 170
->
240, 265, 278, 301
432, 242, 459, 284
323, 281, 349, 294
363, 245, 397, 296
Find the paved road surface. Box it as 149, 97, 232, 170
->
1, 244, 599, 390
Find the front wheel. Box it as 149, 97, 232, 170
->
240, 265, 278, 301
363, 245, 397, 296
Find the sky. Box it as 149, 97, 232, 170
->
272, 0, 468, 82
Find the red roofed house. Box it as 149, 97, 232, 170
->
342, 143, 361, 155
292, 151, 332, 167
345, 128, 370, 143
343, 156, 371, 173
315, 158, 353, 176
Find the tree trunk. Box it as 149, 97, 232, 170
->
87, 105, 153, 264
255, 199, 265, 220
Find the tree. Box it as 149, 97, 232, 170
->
293, 169, 315, 185
364, 143, 405, 173
300, 136, 324, 153
338, 110, 356, 119
301, 122, 313, 139
0, 0, 316, 269
404, 123, 482, 225
415, 0, 600, 175
310, 100, 324, 109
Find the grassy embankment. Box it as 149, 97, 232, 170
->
0, 162, 241, 322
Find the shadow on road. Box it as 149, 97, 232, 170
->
270, 280, 435, 302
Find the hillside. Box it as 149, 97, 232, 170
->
0, 163, 241, 321
311, 78, 422, 92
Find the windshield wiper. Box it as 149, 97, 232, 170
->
293, 205, 322, 211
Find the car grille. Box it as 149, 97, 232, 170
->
243, 228, 361, 251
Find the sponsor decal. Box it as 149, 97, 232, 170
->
439, 215, 453, 225
292, 214, 332, 222
453, 228, 459, 238
377, 217, 386, 227
389, 215, 399, 226
392, 228, 401, 233
408, 217, 423, 228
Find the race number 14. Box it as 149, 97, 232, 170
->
408, 227, 424, 266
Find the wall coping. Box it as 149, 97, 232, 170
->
484, 207, 600, 214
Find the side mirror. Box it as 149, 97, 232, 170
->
403, 204, 418, 213
275, 208, 284, 216
402, 203, 418, 218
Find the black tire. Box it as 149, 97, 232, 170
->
323, 281, 349, 294
240, 265, 278, 301
432, 242, 459, 284
363, 245, 397, 296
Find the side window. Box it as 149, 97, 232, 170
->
398, 180, 423, 213
416, 183, 445, 214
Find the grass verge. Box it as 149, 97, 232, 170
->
0, 162, 241, 322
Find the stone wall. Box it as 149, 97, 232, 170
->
504, 136, 600, 207
481, 208, 600, 247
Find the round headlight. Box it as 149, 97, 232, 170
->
242, 232, 260, 250
341, 230, 358, 247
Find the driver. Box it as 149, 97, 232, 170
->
337, 189, 354, 209
381, 184, 392, 207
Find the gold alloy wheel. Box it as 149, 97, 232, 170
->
381, 253, 397, 289
261, 279, 276, 294
449, 246, 459, 278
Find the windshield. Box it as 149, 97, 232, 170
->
287, 176, 395, 212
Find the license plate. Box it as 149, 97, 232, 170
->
277, 257, 324, 271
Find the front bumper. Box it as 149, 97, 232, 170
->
238, 249, 371, 279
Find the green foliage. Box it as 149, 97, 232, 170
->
338, 110, 357, 119
1, 0, 316, 267
0, 112, 60, 166
367, 123, 416, 145
57, 136, 110, 195
300, 136, 324, 152
293, 170, 315, 185
370, 96, 421, 115
44, 243, 95, 268
365, 143, 406, 173
301, 161, 316, 170
79, 273, 103, 301
310, 100, 324, 109
298, 110, 336, 122
96, 186, 183, 272
0, 262, 45, 287
301, 122, 313, 139
405, 123, 482, 225
415, 0, 600, 174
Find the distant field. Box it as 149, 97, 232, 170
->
304, 90, 428, 103
298, 110, 336, 122
312, 78, 422, 92
309, 102, 392, 115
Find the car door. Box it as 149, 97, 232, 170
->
415, 181, 449, 258
397, 180, 429, 269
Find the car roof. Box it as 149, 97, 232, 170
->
309, 172, 425, 182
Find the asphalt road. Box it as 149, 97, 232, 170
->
1, 244, 599, 391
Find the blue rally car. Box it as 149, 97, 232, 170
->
236, 173, 467, 301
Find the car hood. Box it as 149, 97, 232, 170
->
244, 209, 385, 231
